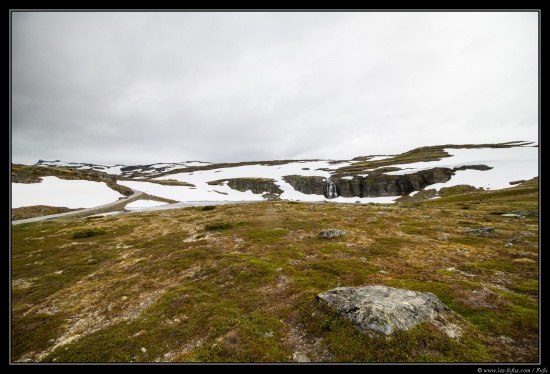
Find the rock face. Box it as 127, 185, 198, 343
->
208, 178, 283, 195
333, 167, 455, 198
283, 168, 454, 199
283, 175, 326, 196
316, 285, 455, 336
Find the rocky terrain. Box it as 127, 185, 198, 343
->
10, 142, 540, 364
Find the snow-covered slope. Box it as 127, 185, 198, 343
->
12, 143, 539, 210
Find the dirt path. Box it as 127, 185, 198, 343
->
11, 189, 144, 225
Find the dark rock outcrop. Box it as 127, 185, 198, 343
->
208, 178, 283, 195
453, 164, 493, 171
316, 285, 461, 338
283, 167, 455, 199
334, 167, 455, 197
282, 175, 340, 199
283, 175, 326, 196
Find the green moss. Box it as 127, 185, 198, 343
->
310, 303, 492, 362
12, 313, 68, 361
42, 321, 143, 362
71, 228, 106, 239
204, 221, 235, 230
11, 170, 539, 363
507, 279, 538, 294
448, 236, 487, 246
474, 260, 520, 274
242, 227, 289, 245
368, 237, 409, 257
182, 313, 290, 362
439, 185, 483, 197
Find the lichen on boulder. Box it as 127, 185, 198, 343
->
316, 285, 463, 338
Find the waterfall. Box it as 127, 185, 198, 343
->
324, 178, 338, 199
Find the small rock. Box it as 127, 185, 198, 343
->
293, 352, 311, 362
516, 251, 529, 256
468, 227, 495, 235
505, 243, 513, 248
318, 229, 347, 239
501, 214, 523, 218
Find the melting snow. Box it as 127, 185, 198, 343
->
11, 146, 538, 211
11, 176, 124, 209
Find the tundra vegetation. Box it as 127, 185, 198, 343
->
11, 177, 539, 363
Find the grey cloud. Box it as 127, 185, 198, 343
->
11, 11, 539, 166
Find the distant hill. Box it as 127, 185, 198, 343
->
13, 141, 538, 213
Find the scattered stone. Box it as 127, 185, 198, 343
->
457, 247, 470, 252
499, 335, 515, 344
378, 270, 389, 275
141, 347, 146, 353
513, 258, 536, 263
509, 180, 525, 185
501, 214, 523, 218
468, 227, 495, 235
318, 229, 347, 239
505, 243, 513, 248
512, 211, 538, 217
293, 352, 311, 362
516, 251, 529, 257
316, 285, 461, 338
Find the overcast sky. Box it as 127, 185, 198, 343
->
10, 10, 539, 166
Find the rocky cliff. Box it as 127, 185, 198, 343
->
208, 178, 283, 195
333, 167, 455, 197
283, 167, 455, 199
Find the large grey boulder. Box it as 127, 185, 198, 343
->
316, 285, 461, 338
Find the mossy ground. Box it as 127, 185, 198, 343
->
10, 179, 539, 363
